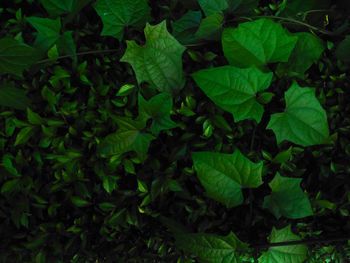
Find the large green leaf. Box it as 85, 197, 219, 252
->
263, 173, 313, 219
137, 93, 178, 135
276, 32, 324, 77
26, 17, 61, 51
175, 231, 248, 263
171, 10, 202, 44
93, 0, 150, 40
40, 0, 91, 17
120, 21, 186, 94
0, 86, 31, 110
97, 117, 155, 162
258, 225, 308, 263
192, 66, 273, 123
198, 0, 228, 16
191, 149, 263, 208
267, 81, 329, 146
0, 38, 40, 77
222, 18, 298, 67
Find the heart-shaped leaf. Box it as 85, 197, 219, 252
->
192, 66, 273, 123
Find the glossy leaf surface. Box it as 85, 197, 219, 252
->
121, 21, 186, 94
191, 149, 263, 208
192, 66, 273, 122
267, 81, 329, 146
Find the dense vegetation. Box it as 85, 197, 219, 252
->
1, 0, 350, 262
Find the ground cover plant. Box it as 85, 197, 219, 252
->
1, 0, 350, 262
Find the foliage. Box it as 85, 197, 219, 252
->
1, 0, 350, 262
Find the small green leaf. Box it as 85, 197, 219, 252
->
192, 66, 273, 123
191, 149, 263, 208
98, 202, 116, 212
1, 179, 20, 194
175, 231, 248, 262
70, 196, 91, 207
0, 38, 41, 77
27, 107, 45, 125
116, 84, 136, 96
258, 225, 307, 263
120, 21, 186, 94
222, 18, 298, 67
257, 92, 275, 104
1, 154, 20, 176
93, 0, 150, 40
14, 126, 36, 146
267, 81, 330, 146
137, 179, 148, 193
263, 173, 313, 219
272, 146, 293, 163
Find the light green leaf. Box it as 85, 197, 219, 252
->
137, 93, 178, 135
0, 86, 31, 110
198, 0, 228, 16
267, 81, 329, 146
192, 66, 273, 123
0, 38, 41, 77
116, 84, 136, 96
175, 231, 248, 263
171, 10, 202, 44
191, 149, 263, 208
97, 117, 155, 162
222, 18, 298, 67
263, 173, 313, 219
258, 225, 307, 263
120, 21, 186, 94
276, 32, 324, 77
14, 126, 36, 146
335, 35, 350, 63
195, 13, 224, 41
93, 0, 150, 40
26, 17, 61, 51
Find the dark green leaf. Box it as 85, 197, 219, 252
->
0, 86, 31, 110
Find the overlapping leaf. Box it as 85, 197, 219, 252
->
267, 81, 329, 146
191, 149, 263, 208
263, 173, 313, 219
258, 225, 307, 263
195, 13, 224, 41
222, 18, 298, 67
192, 66, 273, 122
121, 21, 186, 94
175, 231, 248, 263
198, 0, 228, 16
93, 0, 150, 40
97, 117, 155, 162
137, 93, 178, 135
171, 10, 202, 44
0, 86, 31, 110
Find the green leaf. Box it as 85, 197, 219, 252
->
263, 173, 313, 219
27, 107, 45, 125
272, 146, 293, 163
222, 18, 298, 67
0, 86, 31, 110
137, 92, 178, 135
171, 10, 202, 44
0, 38, 41, 77
1, 154, 20, 176
26, 17, 61, 51
279, 0, 330, 18
14, 126, 36, 146
93, 0, 150, 40
175, 231, 248, 263
70, 196, 91, 207
335, 35, 350, 63
116, 84, 136, 96
267, 81, 329, 146
198, 0, 228, 16
191, 149, 263, 208
192, 66, 273, 123
276, 32, 324, 77
56, 31, 76, 58
1, 179, 20, 194
258, 225, 307, 263
120, 21, 186, 94
195, 13, 224, 41
40, 0, 73, 16
97, 117, 155, 162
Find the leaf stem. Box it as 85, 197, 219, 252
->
35, 49, 121, 64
